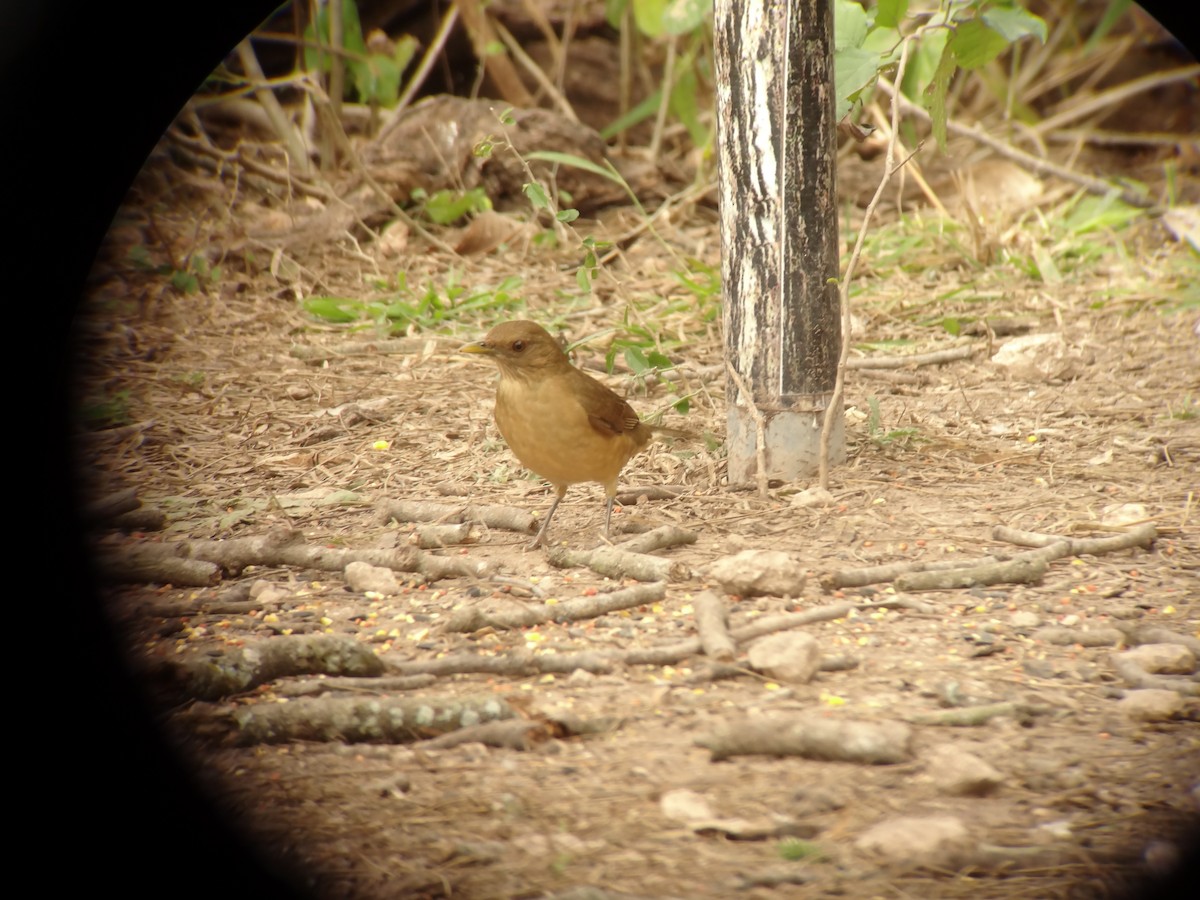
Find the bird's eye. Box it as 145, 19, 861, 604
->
512, 340, 525, 352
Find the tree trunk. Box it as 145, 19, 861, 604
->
714, 0, 844, 483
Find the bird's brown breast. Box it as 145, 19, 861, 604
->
494, 365, 652, 492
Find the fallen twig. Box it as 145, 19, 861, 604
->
615, 525, 698, 554
182, 527, 491, 581
993, 522, 1157, 556
1110, 653, 1200, 696
906, 701, 1054, 727
877, 78, 1159, 211
894, 544, 1066, 591
229, 693, 514, 745
441, 581, 666, 633
173, 634, 384, 701
546, 544, 691, 582
693, 590, 736, 661
847, 344, 983, 369
378, 498, 537, 536
697, 715, 913, 763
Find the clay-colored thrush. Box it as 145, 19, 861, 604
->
461, 320, 677, 547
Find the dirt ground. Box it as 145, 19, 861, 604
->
73, 47, 1200, 900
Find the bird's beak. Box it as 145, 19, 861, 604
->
459, 340, 492, 356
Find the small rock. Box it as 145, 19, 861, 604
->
660, 789, 714, 823
1100, 502, 1148, 527
1009, 610, 1042, 630
855, 815, 974, 869
344, 560, 402, 595
1032, 819, 1074, 843
707, 549, 807, 597
991, 332, 1090, 381
1118, 689, 1183, 722
746, 632, 821, 683
1143, 840, 1181, 877
1120, 643, 1196, 675
925, 744, 1003, 797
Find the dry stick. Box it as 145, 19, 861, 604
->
545, 544, 692, 583
378, 498, 537, 536
725, 360, 768, 498
992, 522, 1157, 556
847, 344, 982, 369
876, 79, 1159, 212
454, 0, 534, 107
236, 39, 311, 175
167, 129, 333, 203
377, 3, 460, 143
1048, 128, 1200, 148
178, 634, 385, 701
441, 581, 667, 633
697, 715, 914, 764
491, 17, 580, 123
693, 590, 736, 661
183, 527, 492, 580
388, 648, 617, 678
275, 673, 440, 697
518, 0, 564, 70
1034, 64, 1200, 135
303, 80, 458, 256
821, 555, 1004, 591
894, 543, 1066, 591
649, 37, 677, 165
229, 693, 514, 746
819, 35, 920, 490
1110, 653, 1200, 696
615, 525, 698, 554
907, 701, 1052, 727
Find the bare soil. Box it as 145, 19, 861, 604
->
74, 53, 1199, 900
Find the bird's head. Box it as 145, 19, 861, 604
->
460, 320, 569, 379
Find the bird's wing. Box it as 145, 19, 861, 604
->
570, 370, 641, 437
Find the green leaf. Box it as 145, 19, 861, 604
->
632, 0, 669, 37
423, 188, 489, 225
948, 19, 1009, 70
833, 0, 869, 52
600, 90, 662, 139
127, 245, 155, 271
304, 296, 364, 323
925, 43, 957, 151
673, 396, 690, 414
525, 150, 628, 186
624, 345, 650, 374
661, 0, 710, 36
171, 270, 199, 294
874, 0, 908, 30
556, 208, 580, 223
303, 0, 366, 72
670, 65, 708, 146
393, 34, 418, 74
606, 0, 630, 29
577, 266, 592, 292
902, 26, 949, 101
834, 47, 881, 120
982, 5, 1047, 43
941, 317, 961, 336
1085, 0, 1132, 52
523, 182, 550, 209
646, 350, 674, 370
1062, 193, 1144, 234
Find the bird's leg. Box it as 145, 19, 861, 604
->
530, 486, 567, 548
602, 494, 615, 538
